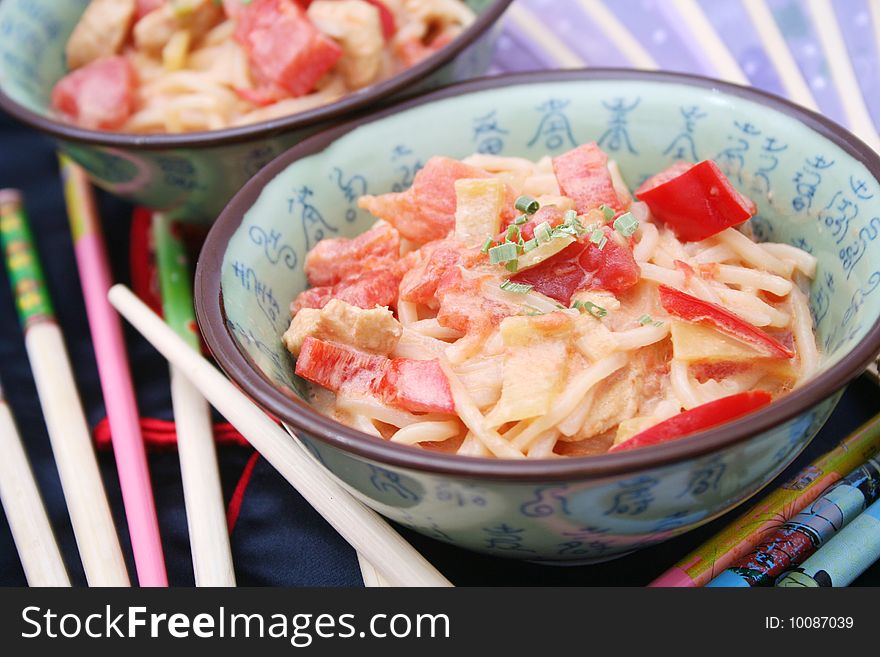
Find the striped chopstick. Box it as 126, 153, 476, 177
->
0, 188, 129, 586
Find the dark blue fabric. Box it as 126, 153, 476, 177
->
0, 110, 878, 587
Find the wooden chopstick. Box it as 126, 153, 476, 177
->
0, 378, 70, 586
0, 189, 129, 586
108, 284, 452, 587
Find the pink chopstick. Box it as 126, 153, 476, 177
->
59, 156, 168, 586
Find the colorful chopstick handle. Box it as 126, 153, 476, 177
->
707, 457, 880, 586
152, 213, 200, 349
0, 189, 55, 327
776, 499, 880, 587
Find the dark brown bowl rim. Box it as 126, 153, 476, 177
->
0, 0, 513, 150
195, 68, 880, 482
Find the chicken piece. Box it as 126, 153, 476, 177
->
562, 362, 641, 442
307, 0, 385, 89
283, 298, 403, 357
133, 0, 222, 54
66, 0, 137, 70
572, 313, 617, 362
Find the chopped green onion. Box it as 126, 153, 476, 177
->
613, 212, 639, 238
500, 279, 532, 294
522, 238, 538, 252
571, 300, 584, 310
515, 195, 540, 214
480, 237, 494, 254
514, 214, 529, 225
600, 204, 615, 222
534, 221, 552, 244
584, 301, 607, 318
506, 224, 520, 241
505, 259, 519, 273
563, 209, 578, 224
653, 320, 664, 328
489, 242, 518, 264
590, 229, 608, 250
638, 314, 653, 325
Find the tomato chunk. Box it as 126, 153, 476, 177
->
659, 285, 794, 359
296, 338, 455, 414
399, 240, 461, 307
635, 160, 757, 242
553, 143, 622, 214
235, 0, 342, 98
295, 336, 388, 395
610, 391, 773, 452
51, 56, 135, 131
377, 359, 455, 414
511, 229, 641, 305
304, 222, 400, 287
291, 267, 401, 314
360, 157, 516, 243
136, 0, 164, 19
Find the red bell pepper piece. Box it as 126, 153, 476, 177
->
511, 228, 641, 305
609, 390, 773, 452
658, 285, 794, 359
635, 160, 757, 242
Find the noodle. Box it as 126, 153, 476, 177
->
282, 147, 821, 459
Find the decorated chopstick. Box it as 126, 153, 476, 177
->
58, 157, 167, 586
650, 411, 880, 586
741, 0, 819, 111
805, 0, 880, 151
108, 284, 452, 587
707, 457, 880, 586
152, 212, 235, 586
0, 376, 70, 586
0, 189, 128, 586
776, 498, 880, 587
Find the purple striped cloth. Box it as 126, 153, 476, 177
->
492, 0, 879, 136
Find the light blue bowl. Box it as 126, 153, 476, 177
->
195, 70, 880, 563
0, 0, 512, 221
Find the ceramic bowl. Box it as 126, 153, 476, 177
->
194, 70, 880, 563
0, 0, 512, 221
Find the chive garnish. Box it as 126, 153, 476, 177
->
514, 214, 529, 225
590, 229, 608, 250
515, 195, 540, 214
534, 221, 552, 244
600, 204, 615, 222
480, 237, 494, 254
505, 259, 519, 273
489, 242, 518, 264
613, 212, 639, 238
639, 314, 653, 325
500, 279, 532, 294
506, 224, 520, 241
522, 238, 538, 252
584, 301, 607, 318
